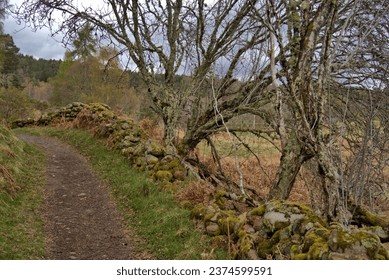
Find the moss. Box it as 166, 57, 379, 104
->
257, 240, 274, 259
352, 205, 389, 228
355, 230, 381, 258
154, 159, 180, 172
191, 204, 208, 219
121, 147, 135, 157
328, 224, 356, 252
377, 246, 389, 260
307, 241, 329, 260
292, 253, 308, 260
89, 102, 110, 112
159, 159, 181, 171
147, 142, 165, 157
135, 157, 144, 167
290, 244, 302, 257
302, 226, 330, 253
204, 212, 217, 224
274, 220, 291, 231
154, 170, 173, 182
215, 191, 227, 200
256, 231, 281, 259
249, 205, 266, 217
218, 215, 239, 235
238, 232, 254, 254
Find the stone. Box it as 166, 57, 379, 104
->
252, 216, 263, 232
365, 226, 389, 242
206, 224, 221, 236
146, 155, 159, 165
243, 224, 256, 234
147, 142, 166, 157
155, 170, 173, 182
173, 170, 186, 181
263, 211, 305, 232
247, 249, 260, 260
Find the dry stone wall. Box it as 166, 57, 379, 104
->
12, 102, 187, 190
191, 198, 389, 260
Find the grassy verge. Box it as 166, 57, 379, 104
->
0, 128, 45, 259
17, 127, 226, 259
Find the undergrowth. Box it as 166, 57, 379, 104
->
0, 125, 45, 259
17, 126, 227, 260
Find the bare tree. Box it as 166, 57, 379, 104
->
15, 1, 271, 152
248, 0, 389, 220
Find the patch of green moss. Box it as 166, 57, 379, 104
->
191, 204, 208, 219
147, 142, 165, 157
155, 170, 173, 182
249, 205, 266, 217
292, 253, 308, 260
377, 246, 389, 260
355, 230, 380, 258
307, 241, 329, 260
302, 226, 330, 253
256, 231, 281, 259
238, 232, 254, 254
204, 211, 217, 224
290, 244, 302, 257
218, 214, 242, 236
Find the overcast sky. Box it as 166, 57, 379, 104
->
4, 18, 66, 60
4, 0, 71, 60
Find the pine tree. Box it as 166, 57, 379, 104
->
0, 34, 20, 87
0, 0, 10, 35
68, 23, 97, 62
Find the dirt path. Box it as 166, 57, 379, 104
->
18, 134, 133, 260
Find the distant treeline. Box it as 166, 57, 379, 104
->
18, 54, 61, 83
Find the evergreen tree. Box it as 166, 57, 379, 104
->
0, 34, 20, 87
68, 23, 97, 61
0, 0, 10, 35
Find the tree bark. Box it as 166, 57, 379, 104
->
269, 131, 311, 200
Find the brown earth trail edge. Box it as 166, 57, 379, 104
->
18, 134, 134, 260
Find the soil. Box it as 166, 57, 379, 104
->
17, 134, 138, 260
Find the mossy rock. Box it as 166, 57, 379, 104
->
328, 223, 384, 259
292, 253, 308, 260
154, 170, 173, 182
132, 144, 146, 156
191, 204, 208, 219
256, 230, 281, 259
121, 147, 135, 157
88, 102, 111, 111
172, 170, 186, 181
266, 200, 313, 215
146, 155, 159, 166
237, 231, 255, 255
191, 204, 216, 220
206, 224, 221, 236
261, 200, 319, 234
364, 226, 389, 243
248, 205, 266, 217
155, 158, 182, 172
302, 225, 330, 253
134, 157, 144, 167
147, 142, 166, 157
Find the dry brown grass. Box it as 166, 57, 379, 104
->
176, 179, 216, 206
139, 118, 164, 143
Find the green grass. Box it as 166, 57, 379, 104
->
17, 127, 227, 259
0, 129, 45, 259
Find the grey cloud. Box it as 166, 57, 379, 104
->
4, 19, 66, 60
